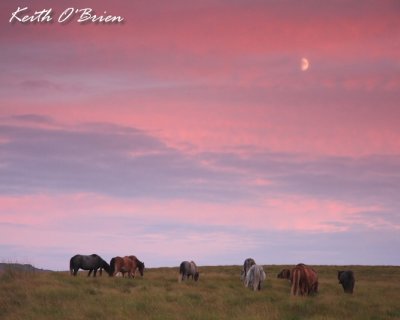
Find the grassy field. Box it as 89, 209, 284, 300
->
0, 264, 399, 320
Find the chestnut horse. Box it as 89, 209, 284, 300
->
110, 255, 145, 278
127, 255, 145, 277
290, 263, 318, 296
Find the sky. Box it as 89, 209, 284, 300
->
0, 0, 399, 271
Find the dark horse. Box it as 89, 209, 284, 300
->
338, 270, 355, 294
70, 254, 111, 277
277, 268, 291, 279
241, 258, 256, 283
110, 255, 145, 278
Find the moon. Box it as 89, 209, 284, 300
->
301, 58, 309, 71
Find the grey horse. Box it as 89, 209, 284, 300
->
179, 260, 199, 282
245, 264, 266, 291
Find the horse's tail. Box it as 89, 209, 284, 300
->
253, 267, 260, 291
305, 267, 318, 295
291, 268, 301, 296
69, 257, 74, 275
178, 262, 185, 282
110, 258, 115, 276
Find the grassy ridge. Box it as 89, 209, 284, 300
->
0, 265, 399, 320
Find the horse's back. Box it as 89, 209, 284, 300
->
70, 254, 81, 263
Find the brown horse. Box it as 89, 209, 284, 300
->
277, 268, 291, 279
127, 255, 145, 277
110, 256, 145, 278
290, 263, 318, 296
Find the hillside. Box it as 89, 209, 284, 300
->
0, 263, 50, 273
0, 265, 399, 319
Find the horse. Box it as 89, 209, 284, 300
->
127, 255, 145, 277
290, 263, 318, 296
69, 254, 111, 277
244, 264, 266, 291
277, 268, 291, 279
110, 256, 144, 278
240, 258, 256, 282
179, 261, 199, 282
338, 270, 355, 294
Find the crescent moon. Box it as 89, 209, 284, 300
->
301, 58, 309, 71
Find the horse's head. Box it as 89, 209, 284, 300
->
101, 260, 113, 276
138, 261, 145, 277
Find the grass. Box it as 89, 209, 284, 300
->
0, 265, 399, 319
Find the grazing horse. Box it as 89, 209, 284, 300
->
244, 264, 266, 291
241, 258, 256, 282
290, 263, 318, 296
338, 270, 355, 294
70, 254, 111, 277
179, 261, 199, 282
277, 269, 291, 279
127, 255, 145, 277
110, 256, 142, 278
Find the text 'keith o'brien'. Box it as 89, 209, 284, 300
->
9, 7, 125, 24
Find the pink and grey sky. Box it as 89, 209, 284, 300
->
1, 0, 399, 270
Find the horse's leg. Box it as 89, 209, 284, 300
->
88, 269, 92, 277
93, 269, 97, 277
73, 268, 78, 276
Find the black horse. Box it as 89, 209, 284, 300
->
70, 254, 111, 277
338, 270, 355, 294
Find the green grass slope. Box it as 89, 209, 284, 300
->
0, 265, 399, 320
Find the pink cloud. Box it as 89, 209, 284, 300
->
0, 189, 396, 269
0, 192, 386, 235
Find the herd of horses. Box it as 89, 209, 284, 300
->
69, 254, 355, 295
242, 258, 355, 295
